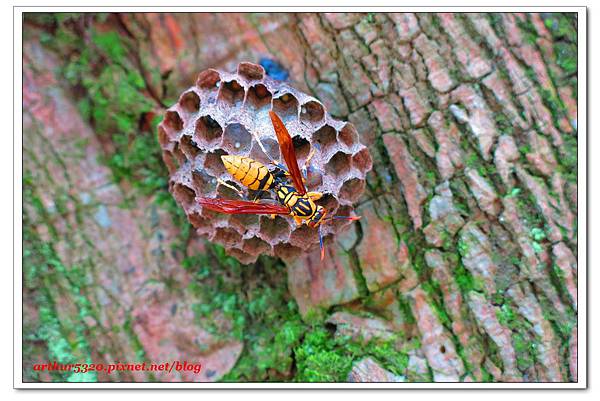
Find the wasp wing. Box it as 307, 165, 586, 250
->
268, 110, 307, 195
198, 197, 291, 215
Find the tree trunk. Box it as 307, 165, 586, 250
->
22, 12, 578, 383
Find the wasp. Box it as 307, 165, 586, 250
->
198, 111, 359, 260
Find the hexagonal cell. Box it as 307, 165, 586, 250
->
325, 151, 352, 179
258, 215, 292, 244
249, 137, 280, 165
203, 149, 229, 178
158, 125, 170, 146
339, 177, 366, 203
273, 243, 303, 260
352, 148, 373, 172
216, 180, 243, 199
300, 100, 325, 124
179, 90, 201, 113
195, 115, 223, 147
162, 150, 178, 174
242, 236, 271, 256
172, 183, 196, 208
338, 123, 359, 147
293, 136, 311, 163
191, 168, 214, 195
312, 124, 337, 156
237, 62, 265, 81
196, 69, 221, 90
226, 247, 256, 264
172, 143, 186, 166
272, 93, 299, 121
188, 211, 211, 230
289, 224, 319, 250
218, 79, 245, 107
198, 207, 229, 226
229, 214, 259, 235
164, 110, 184, 132
180, 135, 201, 160
213, 227, 243, 248
246, 83, 272, 111
305, 167, 323, 189
222, 123, 252, 154
316, 193, 340, 214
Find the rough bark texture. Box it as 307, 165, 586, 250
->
22, 12, 578, 383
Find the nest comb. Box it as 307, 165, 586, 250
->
157, 62, 372, 263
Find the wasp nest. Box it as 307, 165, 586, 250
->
158, 62, 372, 263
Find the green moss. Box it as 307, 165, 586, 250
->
513, 333, 536, 371
294, 327, 353, 382
516, 17, 539, 46
421, 280, 452, 328
294, 326, 408, 382
453, 262, 476, 294
23, 208, 98, 382
397, 295, 416, 325
543, 13, 578, 43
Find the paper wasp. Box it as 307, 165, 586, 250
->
198, 111, 360, 260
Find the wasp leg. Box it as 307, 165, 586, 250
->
250, 130, 281, 166
301, 145, 319, 180
217, 178, 246, 198
293, 215, 304, 226
306, 191, 323, 201
251, 190, 265, 203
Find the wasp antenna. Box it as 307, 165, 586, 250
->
319, 225, 325, 261
332, 215, 361, 221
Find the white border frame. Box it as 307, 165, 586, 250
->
13, 5, 587, 389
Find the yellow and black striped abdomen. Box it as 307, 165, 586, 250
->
221, 155, 274, 191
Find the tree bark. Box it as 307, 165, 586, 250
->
22, 12, 578, 383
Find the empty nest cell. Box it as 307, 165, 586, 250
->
325, 151, 352, 179
339, 177, 366, 203
289, 224, 320, 250
249, 137, 280, 165
191, 168, 214, 195
312, 124, 338, 156
242, 236, 271, 256
195, 115, 223, 147
172, 183, 196, 208
300, 100, 325, 124
212, 227, 243, 248
203, 149, 229, 178
222, 123, 252, 154
338, 123, 359, 148
179, 90, 201, 113
272, 93, 299, 120
180, 135, 201, 160
273, 243, 303, 260
352, 148, 373, 172
258, 215, 292, 245
229, 214, 260, 235
292, 136, 311, 163
164, 110, 184, 132
237, 62, 265, 81
246, 83, 272, 111
196, 69, 221, 90
218, 79, 245, 107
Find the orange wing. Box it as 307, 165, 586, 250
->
198, 197, 291, 215
268, 111, 307, 195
